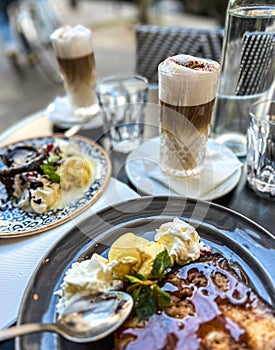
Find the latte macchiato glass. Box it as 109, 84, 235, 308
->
158, 54, 220, 177
51, 25, 99, 120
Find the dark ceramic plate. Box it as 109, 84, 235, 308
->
16, 196, 275, 350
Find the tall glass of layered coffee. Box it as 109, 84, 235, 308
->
158, 54, 220, 177
51, 25, 99, 119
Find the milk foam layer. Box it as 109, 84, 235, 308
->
159, 54, 220, 106
51, 25, 93, 59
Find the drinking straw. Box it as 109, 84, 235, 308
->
236, 31, 274, 96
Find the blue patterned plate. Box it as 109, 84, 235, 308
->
0, 135, 111, 238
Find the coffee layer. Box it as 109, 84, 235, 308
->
58, 53, 97, 107
160, 99, 215, 174
160, 99, 215, 134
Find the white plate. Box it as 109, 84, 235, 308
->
125, 137, 242, 200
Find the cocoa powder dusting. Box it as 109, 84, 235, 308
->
170, 57, 214, 71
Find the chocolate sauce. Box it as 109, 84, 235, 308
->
114, 254, 265, 350
0, 143, 49, 199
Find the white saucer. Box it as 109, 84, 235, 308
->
46, 95, 103, 129
125, 137, 242, 200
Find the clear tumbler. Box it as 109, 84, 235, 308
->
95, 75, 148, 153
247, 99, 275, 199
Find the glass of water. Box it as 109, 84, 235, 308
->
95, 75, 148, 153
247, 99, 275, 200
211, 0, 274, 157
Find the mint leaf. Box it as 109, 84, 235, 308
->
125, 274, 147, 284
134, 286, 171, 320
48, 155, 61, 163
151, 249, 171, 281
152, 285, 171, 310
40, 163, 60, 183
125, 274, 155, 294
124, 250, 172, 321
39, 152, 61, 183
131, 286, 142, 301
135, 287, 157, 320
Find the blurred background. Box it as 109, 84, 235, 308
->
0, 0, 227, 132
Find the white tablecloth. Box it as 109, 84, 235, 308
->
0, 177, 139, 329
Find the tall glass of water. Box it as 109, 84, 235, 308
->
211, 0, 274, 157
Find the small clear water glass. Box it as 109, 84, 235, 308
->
247, 99, 275, 199
95, 75, 148, 153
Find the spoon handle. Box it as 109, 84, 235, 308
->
64, 110, 100, 138
0, 323, 56, 341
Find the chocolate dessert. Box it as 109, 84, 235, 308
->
114, 253, 275, 350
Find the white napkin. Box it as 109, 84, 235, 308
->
132, 137, 243, 200
0, 178, 139, 329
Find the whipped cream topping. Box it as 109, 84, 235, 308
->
155, 218, 201, 265
55, 253, 122, 314
159, 54, 220, 106
51, 25, 93, 59
62, 254, 122, 290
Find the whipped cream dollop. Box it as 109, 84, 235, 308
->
14, 177, 60, 215
155, 218, 201, 265
55, 253, 123, 314
51, 25, 93, 59
159, 54, 220, 106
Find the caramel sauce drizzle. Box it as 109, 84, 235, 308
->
115, 254, 260, 350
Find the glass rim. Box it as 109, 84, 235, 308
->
96, 74, 148, 85
249, 99, 275, 125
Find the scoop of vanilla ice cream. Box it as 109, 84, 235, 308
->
108, 233, 164, 278
56, 253, 122, 314
155, 218, 200, 265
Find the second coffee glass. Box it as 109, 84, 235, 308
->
51, 25, 99, 120
158, 54, 220, 177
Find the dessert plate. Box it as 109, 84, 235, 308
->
0, 135, 111, 238
16, 196, 274, 350
125, 137, 242, 200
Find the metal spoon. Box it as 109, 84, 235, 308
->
0, 291, 133, 343
64, 110, 101, 138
